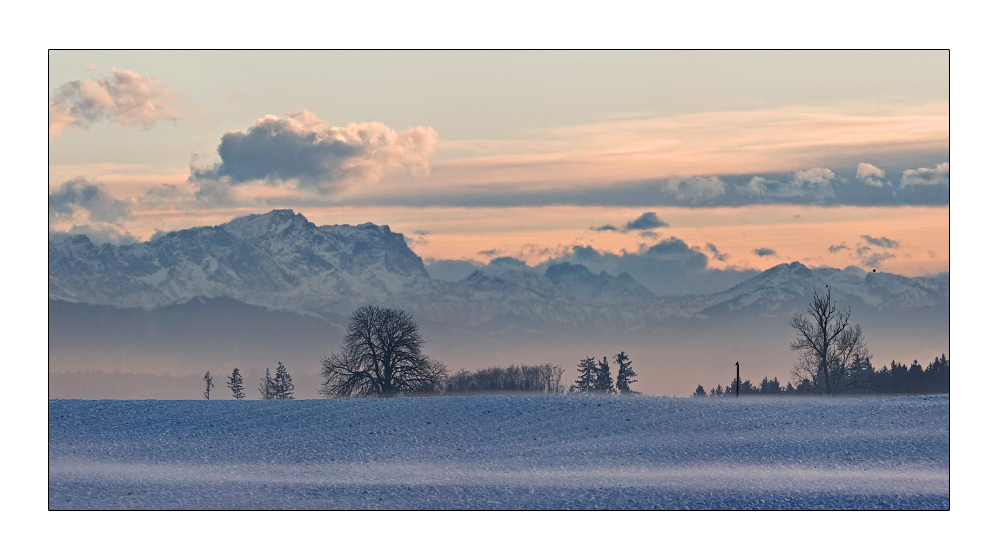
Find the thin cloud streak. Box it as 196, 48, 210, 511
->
421, 103, 948, 190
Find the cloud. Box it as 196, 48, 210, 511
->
753, 247, 777, 257
900, 162, 949, 189
624, 211, 669, 230
831, 235, 900, 269
661, 176, 726, 203
49, 224, 139, 246
860, 251, 895, 269
592, 224, 618, 232
860, 235, 900, 249
547, 237, 758, 296
49, 178, 132, 223
191, 110, 437, 193
704, 242, 729, 262
49, 68, 182, 139
857, 162, 891, 188
736, 168, 838, 201
136, 184, 181, 208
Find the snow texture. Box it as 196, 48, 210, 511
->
49, 395, 948, 510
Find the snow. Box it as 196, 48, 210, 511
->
49, 395, 948, 510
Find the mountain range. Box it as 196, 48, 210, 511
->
48, 210, 949, 397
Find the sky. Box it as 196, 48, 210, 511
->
48, 50, 949, 292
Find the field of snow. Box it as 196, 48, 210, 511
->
49, 394, 948, 510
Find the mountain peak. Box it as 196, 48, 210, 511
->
220, 209, 312, 240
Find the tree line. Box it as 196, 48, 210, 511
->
693, 354, 949, 397
201, 362, 295, 399
317, 305, 639, 398
691, 287, 949, 397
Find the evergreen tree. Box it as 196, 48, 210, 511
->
273, 362, 295, 399
571, 356, 597, 394
259, 368, 275, 400
614, 351, 638, 394
593, 356, 614, 394
693, 384, 707, 397
227, 367, 245, 399
925, 354, 949, 394
203, 371, 214, 400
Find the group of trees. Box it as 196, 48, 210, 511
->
201, 363, 295, 399
444, 364, 565, 395
318, 305, 640, 399
692, 287, 949, 397
693, 354, 949, 397
570, 352, 638, 395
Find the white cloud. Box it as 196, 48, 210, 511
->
857, 162, 891, 188
900, 162, 949, 189
736, 168, 837, 200
49, 68, 183, 139
661, 176, 726, 203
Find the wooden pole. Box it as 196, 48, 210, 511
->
736, 361, 740, 397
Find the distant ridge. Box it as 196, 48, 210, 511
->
50, 209, 949, 324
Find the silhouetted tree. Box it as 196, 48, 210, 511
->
925, 354, 949, 394
693, 384, 707, 397
227, 367, 245, 400
710, 384, 724, 397
259, 367, 275, 400
593, 356, 614, 394
614, 351, 638, 394
444, 364, 565, 394
790, 287, 871, 395
571, 356, 597, 394
319, 305, 447, 398
203, 371, 214, 400
272, 362, 294, 399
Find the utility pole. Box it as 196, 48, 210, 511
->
735, 361, 740, 397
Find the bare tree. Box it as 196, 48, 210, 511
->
203, 371, 214, 400
319, 305, 447, 398
790, 287, 871, 395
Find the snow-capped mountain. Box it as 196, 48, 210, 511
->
48, 210, 432, 312
680, 262, 949, 319
49, 210, 948, 325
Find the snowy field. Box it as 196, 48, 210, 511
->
49, 395, 948, 510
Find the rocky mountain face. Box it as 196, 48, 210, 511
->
49, 210, 432, 313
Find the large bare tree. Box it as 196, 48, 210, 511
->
790, 287, 871, 395
319, 305, 447, 398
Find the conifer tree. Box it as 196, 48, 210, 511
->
203, 371, 214, 400
259, 368, 275, 400
693, 384, 707, 397
593, 356, 614, 394
227, 367, 245, 399
572, 356, 597, 394
272, 362, 295, 399
614, 351, 637, 394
